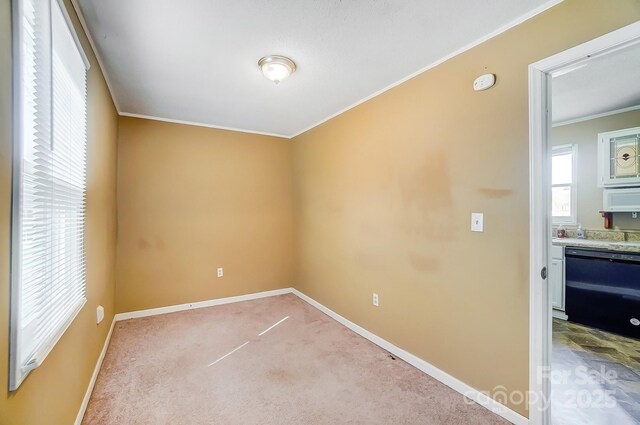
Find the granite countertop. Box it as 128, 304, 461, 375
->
552, 237, 640, 253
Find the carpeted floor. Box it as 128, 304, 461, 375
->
83, 294, 509, 424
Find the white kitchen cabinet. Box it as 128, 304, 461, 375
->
597, 127, 640, 187
549, 244, 565, 313
550, 258, 565, 311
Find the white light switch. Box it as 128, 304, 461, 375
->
471, 213, 484, 232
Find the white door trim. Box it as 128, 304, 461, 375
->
528, 20, 640, 425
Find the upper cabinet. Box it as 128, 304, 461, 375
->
598, 126, 640, 187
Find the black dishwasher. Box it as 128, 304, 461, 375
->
565, 247, 640, 339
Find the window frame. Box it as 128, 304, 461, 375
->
10, 0, 90, 390
551, 144, 578, 225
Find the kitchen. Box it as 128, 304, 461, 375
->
548, 42, 640, 425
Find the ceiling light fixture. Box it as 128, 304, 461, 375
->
258, 55, 296, 84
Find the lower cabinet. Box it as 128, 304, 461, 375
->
550, 258, 565, 311
550, 244, 565, 312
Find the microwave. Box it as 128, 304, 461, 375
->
603, 187, 640, 212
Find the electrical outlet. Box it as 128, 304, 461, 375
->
96, 305, 104, 324
373, 293, 379, 307
217, 267, 224, 278
632, 212, 638, 219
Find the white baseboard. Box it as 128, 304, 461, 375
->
552, 309, 568, 320
113, 288, 294, 321
291, 289, 528, 425
74, 317, 116, 425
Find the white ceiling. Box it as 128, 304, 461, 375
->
552, 42, 640, 125
75, 0, 558, 138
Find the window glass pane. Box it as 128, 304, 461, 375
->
610, 135, 639, 178
552, 152, 572, 185
552, 186, 571, 217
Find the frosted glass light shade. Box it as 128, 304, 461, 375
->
258, 56, 296, 84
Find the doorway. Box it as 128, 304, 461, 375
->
528, 21, 640, 425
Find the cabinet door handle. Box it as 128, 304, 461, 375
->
541, 266, 547, 280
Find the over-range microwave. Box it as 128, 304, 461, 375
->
603, 187, 640, 212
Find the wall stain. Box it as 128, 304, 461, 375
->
397, 147, 456, 242
409, 254, 440, 273
401, 148, 452, 210
154, 236, 165, 250
355, 250, 384, 269
137, 238, 151, 250
478, 187, 513, 199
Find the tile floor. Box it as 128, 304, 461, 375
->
552, 318, 640, 425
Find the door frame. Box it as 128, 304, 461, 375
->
528, 20, 640, 425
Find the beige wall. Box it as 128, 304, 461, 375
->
552, 109, 640, 231
115, 117, 294, 313
0, 0, 118, 424
2, 0, 639, 423
291, 0, 640, 416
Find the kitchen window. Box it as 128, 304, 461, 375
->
551, 144, 577, 225
10, 0, 89, 390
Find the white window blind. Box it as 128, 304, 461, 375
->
10, 0, 89, 390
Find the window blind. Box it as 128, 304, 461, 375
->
10, 0, 90, 390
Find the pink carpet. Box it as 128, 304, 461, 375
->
83, 294, 510, 424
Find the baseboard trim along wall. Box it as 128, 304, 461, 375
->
291, 289, 529, 425
74, 317, 116, 425
552, 310, 568, 321
77, 287, 527, 425
113, 288, 294, 321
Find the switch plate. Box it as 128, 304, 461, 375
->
372, 293, 379, 307
217, 267, 224, 278
96, 305, 104, 324
471, 213, 484, 232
